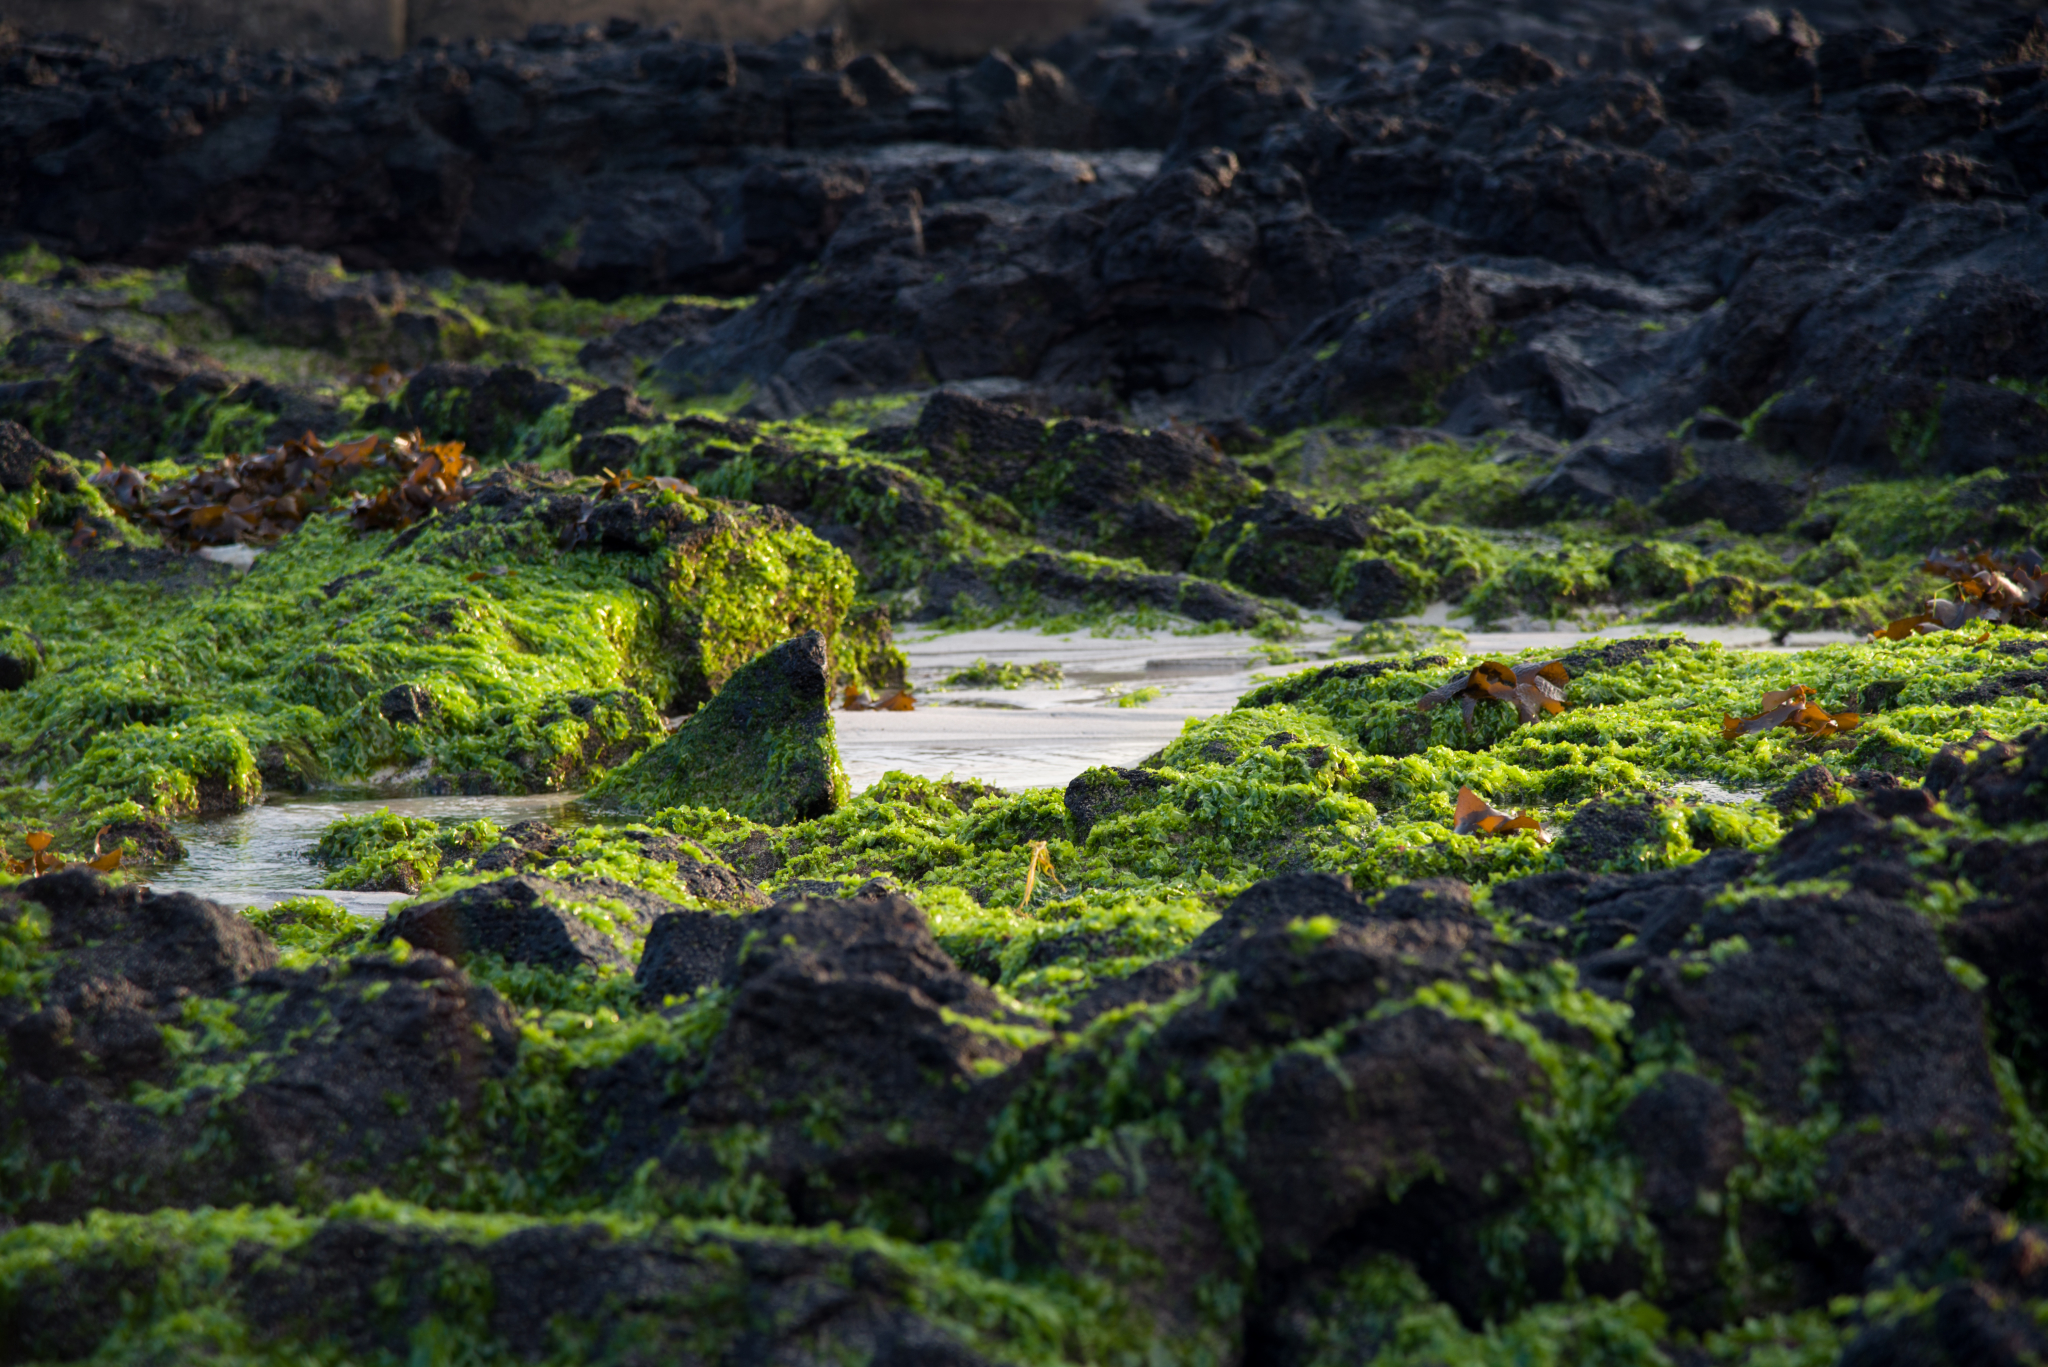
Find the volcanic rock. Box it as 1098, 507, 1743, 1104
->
373, 874, 675, 973
0, 870, 518, 1221
0, 418, 53, 491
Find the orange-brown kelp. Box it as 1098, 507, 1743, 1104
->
1417, 659, 1569, 727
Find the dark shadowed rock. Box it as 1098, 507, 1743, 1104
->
1630, 887, 2009, 1275
1656, 474, 1803, 534
0, 418, 53, 491
1064, 764, 1171, 841
1201, 489, 1376, 607
636, 908, 756, 1003
1188, 870, 1376, 957
0, 871, 518, 1221
0, 619, 44, 691
0, 1217, 995, 1367
1525, 440, 1683, 510
375, 362, 570, 461
1553, 793, 1679, 871
185, 243, 473, 365
374, 874, 674, 972
377, 683, 436, 726
572, 386, 656, 434
1009, 1124, 1240, 1359
675, 893, 1030, 1215
1928, 728, 2048, 825
588, 631, 846, 823
1491, 847, 1755, 966
98, 816, 186, 865
1615, 1070, 1747, 1329
993, 551, 1283, 629
1338, 555, 1431, 620
4, 868, 276, 1013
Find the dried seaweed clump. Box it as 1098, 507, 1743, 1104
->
1722, 685, 1861, 740
6, 830, 120, 875
1417, 659, 1569, 726
1877, 545, 2045, 638
92, 431, 474, 545
556, 467, 698, 549
842, 684, 915, 711
1453, 787, 1545, 841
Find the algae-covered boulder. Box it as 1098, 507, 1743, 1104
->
0, 620, 42, 691
0, 419, 54, 492
0, 467, 871, 826
5, 1212, 1002, 1367
0, 870, 520, 1221
1063, 764, 1171, 841
374, 875, 676, 973
679, 891, 1031, 1211
589, 631, 847, 823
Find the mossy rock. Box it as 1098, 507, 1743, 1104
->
589, 630, 848, 823
0, 621, 41, 691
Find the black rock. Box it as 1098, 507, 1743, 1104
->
572, 386, 656, 434
1064, 764, 1172, 841
636, 909, 757, 1004
377, 684, 436, 726
0, 621, 43, 691
0, 419, 53, 491
1656, 474, 1803, 534
374, 875, 675, 973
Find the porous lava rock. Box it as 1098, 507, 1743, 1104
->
657, 892, 1032, 1221
1064, 764, 1172, 841
0, 418, 53, 491
6, 6, 2047, 457
7, 1216, 996, 1366
0, 870, 519, 1222
0, 619, 43, 690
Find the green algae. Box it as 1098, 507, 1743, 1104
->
941, 658, 1066, 690
18, 626, 2048, 1362
588, 631, 848, 823
0, 472, 873, 832
19, 243, 2048, 1365
0, 1198, 1117, 1367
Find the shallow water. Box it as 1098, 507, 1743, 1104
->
153, 616, 1854, 910
149, 792, 585, 915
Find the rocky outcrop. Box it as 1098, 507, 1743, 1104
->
373, 874, 675, 972
0, 869, 520, 1222
5, 1213, 1000, 1366
588, 630, 846, 821
10, 9, 2044, 461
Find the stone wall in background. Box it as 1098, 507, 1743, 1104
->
0, 0, 1106, 56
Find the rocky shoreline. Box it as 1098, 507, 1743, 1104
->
4, 3, 2048, 1364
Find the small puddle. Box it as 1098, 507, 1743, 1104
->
149, 793, 586, 916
